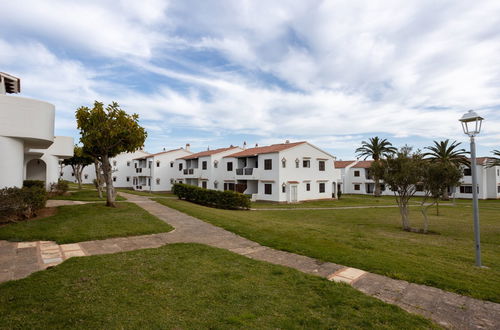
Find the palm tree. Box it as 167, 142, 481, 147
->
355, 137, 397, 197
486, 150, 500, 168
423, 139, 469, 200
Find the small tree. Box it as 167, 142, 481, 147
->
373, 147, 425, 231
420, 162, 462, 233
76, 101, 147, 207
486, 149, 500, 168
62, 146, 93, 189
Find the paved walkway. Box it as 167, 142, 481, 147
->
1, 192, 499, 329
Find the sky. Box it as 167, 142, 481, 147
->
1, 0, 499, 160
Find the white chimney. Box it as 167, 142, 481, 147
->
185, 143, 190, 151
243, 141, 247, 150
255, 143, 259, 147
285, 140, 290, 144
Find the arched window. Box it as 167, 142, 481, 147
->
295, 158, 300, 168
281, 157, 286, 168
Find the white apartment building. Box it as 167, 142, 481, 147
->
0, 72, 73, 190
132, 146, 192, 192
338, 158, 500, 199
174, 146, 243, 190
61, 150, 150, 187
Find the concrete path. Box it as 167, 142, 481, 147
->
1, 192, 499, 329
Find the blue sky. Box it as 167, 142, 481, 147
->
1, 0, 499, 160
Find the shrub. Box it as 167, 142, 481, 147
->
49, 180, 69, 196
23, 180, 45, 189
0, 186, 48, 223
172, 183, 250, 210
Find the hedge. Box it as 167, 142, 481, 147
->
0, 186, 48, 223
172, 183, 250, 210
23, 180, 45, 189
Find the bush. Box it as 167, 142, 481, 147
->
172, 183, 250, 210
0, 186, 48, 223
23, 180, 45, 189
49, 180, 69, 196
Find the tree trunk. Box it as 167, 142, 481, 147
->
374, 176, 382, 197
101, 155, 116, 207
442, 187, 450, 201
94, 160, 103, 199
436, 200, 440, 216
420, 196, 436, 234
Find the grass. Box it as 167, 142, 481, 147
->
0, 243, 437, 329
51, 189, 126, 201
0, 203, 172, 244
155, 197, 500, 303
117, 188, 176, 198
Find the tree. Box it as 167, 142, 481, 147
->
62, 146, 93, 189
76, 101, 147, 207
486, 149, 500, 168
356, 137, 397, 197
423, 139, 469, 200
420, 162, 462, 233
372, 147, 425, 231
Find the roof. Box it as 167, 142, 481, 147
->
470, 157, 493, 165
0, 72, 21, 94
133, 148, 190, 160
334, 160, 356, 168
352, 160, 373, 168
224, 141, 306, 158
179, 147, 239, 160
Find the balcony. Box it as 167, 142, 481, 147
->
181, 168, 199, 177
235, 167, 258, 177
135, 167, 150, 176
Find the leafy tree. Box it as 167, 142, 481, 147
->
420, 162, 462, 233
423, 139, 468, 200
486, 150, 500, 168
62, 146, 93, 189
356, 137, 397, 197
76, 101, 147, 207
372, 147, 425, 231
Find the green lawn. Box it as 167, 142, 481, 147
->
155, 198, 500, 303
0, 203, 172, 244
51, 189, 126, 201
0, 244, 436, 329
117, 188, 176, 198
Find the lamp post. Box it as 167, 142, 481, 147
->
459, 110, 484, 267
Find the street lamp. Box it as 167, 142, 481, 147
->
459, 109, 484, 267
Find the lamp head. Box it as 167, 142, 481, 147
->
459, 110, 483, 137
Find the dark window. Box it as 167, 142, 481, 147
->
227, 162, 233, 171
113, 177, 117, 182
319, 182, 325, 193
84, 174, 88, 179
214, 182, 218, 189
306, 183, 310, 191
354, 170, 360, 177
156, 178, 160, 185
156, 161, 160, 167
214, 161, 218, 168
170, 162, 174, 168
127, 161, 130, 167
264, 184, 272, 195
282, 159, 286, 168
179, 163, 183, 171
354, 184, 360, 191
71, 172, 74, 176
113, 161, 117, 166
380, 184, 386, 191
498, 186, 500, 193
148, 161, 152, 168
460, 185, 473, 194
282, 185, 286, 193
416, 184, 423, 192
319, 160, 325, 171
224, 183, 235, 191
264, 159, 272, 170
202, 161, 207, 170
295, 159, 299, 168
303, 160, 310, 168
126, 176, 130, 182
202, 181, 207, 189
464, 168, 471, 176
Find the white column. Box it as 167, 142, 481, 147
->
0, 136, 24, 188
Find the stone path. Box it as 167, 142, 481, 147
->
1, 192, 499, 329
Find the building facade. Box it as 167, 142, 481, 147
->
0, 72, 73, 189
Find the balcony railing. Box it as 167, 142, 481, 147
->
183, 169, 188, 174
236, 168, 254, 175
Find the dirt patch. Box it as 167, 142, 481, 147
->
30, 207, 58, 220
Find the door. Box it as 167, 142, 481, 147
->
291, 185, 298, 202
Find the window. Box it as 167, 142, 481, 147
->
319, 160, 325, 171
170, 178, 174, 184
133, 178, 137, 185
464, 168, 471, 176
84, 174, 88, 179
156, 178, 160, 185
156, 161, 160, 167
202, 181, 207, 189
498, 186, 500, 193
282, 185, 286, 193
354, 170, 360, 177
354, 184, 360, 191
170, 161, 174, 168
127, 161, 131, 167
416, 184, 423, 192
281, 158, 286, 168
319, 182, 325, 193
148, 178, 151, 186
126, 176, 130, 182
148, 161, 152, 168
264, 159, 272, 170
224, 183, 235, 191
227, 162, 233, 171
113, 177, 117, 182
71, 172, 74, 176
380, 184, 386, 191
295, 158, 299, 168
202, 161, 207, 170
460, 185, 472, 194
60, 172, 63, 177
264, 183, 272, 195
113, 161, 117, 166
179, 163, 183, 171
214, 160, 218, 168
306, 183, 310, 191
303, 160, 310, 168
214, 181, 218, 189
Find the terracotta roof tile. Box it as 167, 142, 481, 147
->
334, 161, 356, 168
180, 147, 239, 160
352, 160, 373, 168
224, 142, 306, 158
